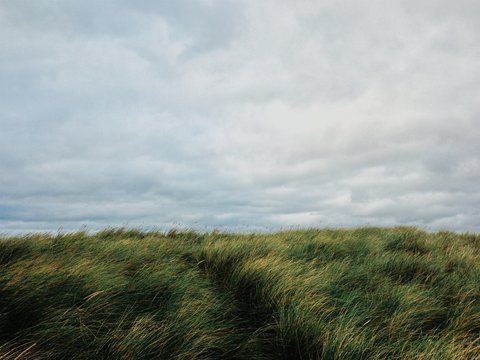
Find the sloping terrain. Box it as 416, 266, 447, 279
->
0, 227, 479, 359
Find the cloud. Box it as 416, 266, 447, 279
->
1, 0, 479, 233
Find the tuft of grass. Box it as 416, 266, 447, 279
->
0, 227, 479, 359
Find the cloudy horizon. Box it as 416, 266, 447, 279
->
1, 0, 479, 234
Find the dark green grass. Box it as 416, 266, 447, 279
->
0, 227, 479, 359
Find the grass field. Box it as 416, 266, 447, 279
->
0, 227, 479, 359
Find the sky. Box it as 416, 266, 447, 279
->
1, 0, 479, 233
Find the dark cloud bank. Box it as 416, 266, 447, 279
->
1, 0, 479, 233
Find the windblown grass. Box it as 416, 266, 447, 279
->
0, 227, 479, 359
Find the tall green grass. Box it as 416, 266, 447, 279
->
0, 227, 479, 359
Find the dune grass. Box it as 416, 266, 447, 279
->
0, 227, 479, 359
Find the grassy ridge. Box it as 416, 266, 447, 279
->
0, 227, 479, 359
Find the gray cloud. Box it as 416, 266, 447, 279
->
1, 0, 479, 233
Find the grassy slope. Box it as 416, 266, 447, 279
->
0, 227, 479, 359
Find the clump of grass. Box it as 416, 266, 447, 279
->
0, 238, 33, 266
385, 228, 430, 255
0, 227, 479, 359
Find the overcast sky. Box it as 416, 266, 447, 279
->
1, 0, 479, 233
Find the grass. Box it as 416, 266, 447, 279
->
0, 227, 479, 359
